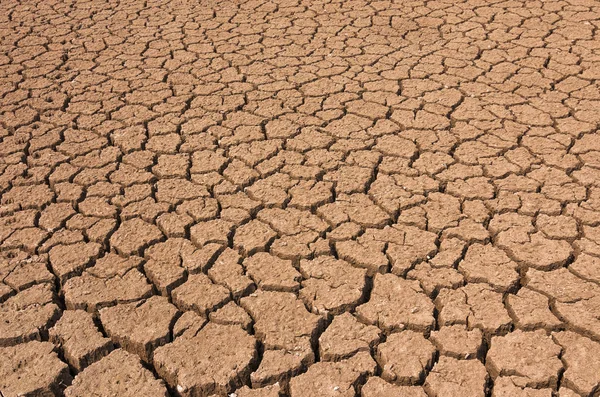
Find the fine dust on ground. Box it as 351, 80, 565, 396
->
1, 0, 600, 396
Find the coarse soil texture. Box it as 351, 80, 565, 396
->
1, 0, 600, 396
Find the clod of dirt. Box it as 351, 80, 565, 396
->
233, 219, 277, 255
99, 296, 178, 362
505, 288, 562, 331
244, 252, 301, 293
319, 312, 380, 361
486, 330, 562, 389
407, 262, 464, 297
240, 290, 323, 357
356, 273, 434, 333
335, 239, 389, 276
361, 376, 427, 397
0, 341, 71, 396
172, 273, 231, 317
376, 331, 436, 385
49, 309, 113, 371
0, 283, 60, 347
435, 284, 511, 335
362, 224, 438, 276
429, 325, 483, 359
209, 301, 253, 330
172, 311, 206, 339
153, 323, 257, 396
49, 241, 102, 284
288, 352, 376, 397
0, 250, 54, 292
491, 377, 552, 397
235, 383, 281, 397
424, 356, 488, 397
251, 349, 309, 389
552, 331, 600, 396
63, 254, 153, 314
64, 349, 168, 396
457, 243, 519, 292
208, 248, 256, 299
299, 256, 367, 315
109, 218, 164, 256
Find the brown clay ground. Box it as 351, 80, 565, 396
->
1, 0, 600, 396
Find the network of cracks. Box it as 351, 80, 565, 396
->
1, 0, 600, 396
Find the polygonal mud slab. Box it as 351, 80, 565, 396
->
49, 309, 113, 371
486, 330, 563, 389
64, 349, 168, 397
0, 283, 60, 347
0, 341, 71, 396
356, 273, 435, 333
99, 296, 178, 362
154, 323, 257, 396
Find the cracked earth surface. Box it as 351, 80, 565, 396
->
1, 0, 600, 396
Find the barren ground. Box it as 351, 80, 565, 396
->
1, 0, 600, 396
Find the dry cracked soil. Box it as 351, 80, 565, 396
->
1, 0, 600, 396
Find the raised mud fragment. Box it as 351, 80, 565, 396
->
156, 212, 194, 238
0, 250, 54, 291
335, 239, 389, 276
236, 383, 281, 397
356, 273, 435, 333
209, 301, 252, 330
569, 253, 600, 284
492, 378, 553, 397
524, 268, 600, 303
429, 238, 467, 268
429, 325, 483, 359
486, 330, 562, 389
435, 284, 512, 335
154, 323, 257, 396
497, 231, 573, 271
208, 248, 255, 299
49, 241, 102, 284
552, 331, 600, 396
361, 224, 438, 276
0, 283, 60, 347
109, 218, 164, 256
376, 331, 436, 385
457, 244, 519, 292
361, 377, 427, 397
190, 219, 234, 247
155, 178, 210, 205
407, 262, 464, 297
49, 310, 113, 371
319, 312, 381, 361
251, 349, 309, 389
234, 219, 277, 255
63, 253, 152, 313
299, 256, 367, 315
257, 207, 329, 261
0, 341, 71, 397
172, 311, 206, 339
442, 218, 490, 244
506, 288, 562, 331
65, 349, 168, 397
288, 352, 376, 397
99, 296, 178, 362
424, 356, 488, 397
240, 290, 323, 355
145, 238, 223, 295
244, 252, 301, 293
524, 268, 600, 339
317, 193, 390, 229
172, 273, 231, 317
